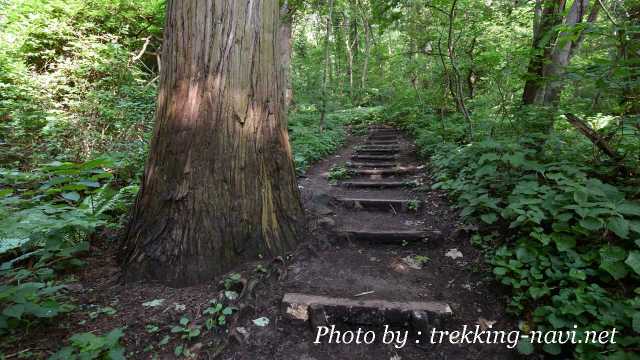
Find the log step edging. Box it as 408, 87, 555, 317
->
352, 168, 416, 176
340, 180, 418, 188
357, 145, 402, 151
368, 135, 398, 140
346, 162, 399, 168
336, 229, 427, 242
351, 154, 399, 161
336, 198, 418, 211
282, 293, 452, 330
355, 149, 400, 155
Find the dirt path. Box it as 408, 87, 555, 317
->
223, 127, 517, 359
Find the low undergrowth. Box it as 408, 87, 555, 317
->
0, 103, 382, 356
389, 106, 640, 359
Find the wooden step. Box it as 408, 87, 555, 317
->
352, 168, 416, 177
282, 293, 452, 330
355, 148, 399, 155
358, 145, 401, 151
339, 180, 417, 188
351, 154, 398, 161
336, 229, 427, 242
336, 198, 418, 211
369, 128, 399, 134
346, 162, 399, 168
365, 140, 399, 145
367, 134, 399, 141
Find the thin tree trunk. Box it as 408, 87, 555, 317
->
542, 0, 595, 106
622, 2, 640, 114
343, 16, 355, 101
446, 0, 473, 138
319, 0, 334, 131
466, 37, 477, 99
121, 0, 304, 286
280, 0, 295, 110
359, 1, 371, 96
522, 0, 565, 105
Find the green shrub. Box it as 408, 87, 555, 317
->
402, 111, 640, 359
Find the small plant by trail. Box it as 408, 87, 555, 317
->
328, 164, 353, 184
407, 199, 421, 212
49, 327, 126, 360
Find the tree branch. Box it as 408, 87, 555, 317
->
564, 113, 623, 161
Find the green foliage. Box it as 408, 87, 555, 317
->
50, 327, 126, 360
202, 301, 235, 330
327, 164, 353, 183
407, 116, 640, 358
407, 199, 420, 212
0, 0, 160, 166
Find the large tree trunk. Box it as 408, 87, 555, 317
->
121, 0, 305, 287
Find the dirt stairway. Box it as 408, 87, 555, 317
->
225, 127, 515, 359
281, 127, 453, 328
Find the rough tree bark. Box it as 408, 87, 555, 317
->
121, 0, 305, 287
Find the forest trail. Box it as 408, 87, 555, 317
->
224, 127, 517, 359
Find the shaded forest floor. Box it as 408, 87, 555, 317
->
4, 128, 518, 360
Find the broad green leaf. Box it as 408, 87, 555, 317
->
573, 190, 589, 204
608, 217, 630, 239
3, 304, 25, 319
569, 269, 586, 281
617, 202, 640, 217
625, 251, 640, 276
552, 233, 576, 252
62, 192, 81, 202
516, 338, 534, 355
543, 343, 562, 355
480, 213, 498, 224
494, 267, 508, 276
579, 217, 602, 231
529, 286, 549, 299
599, 245, 629, 280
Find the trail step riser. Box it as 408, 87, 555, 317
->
351, 155, 398, 161
336, 230, 426, 242
355, 149, 399, 155
358, 146, 401, 151
347, 162, 399, 168
339, 181, 415, 188
352, 168, 416, 177
337, 198, 416, 212
283, 293, 452, 330
369, 130, 399, 135
368, 136, 397, 140
365, 141, 399, 145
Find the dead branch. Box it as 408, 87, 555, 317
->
564, 113, 623, 160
